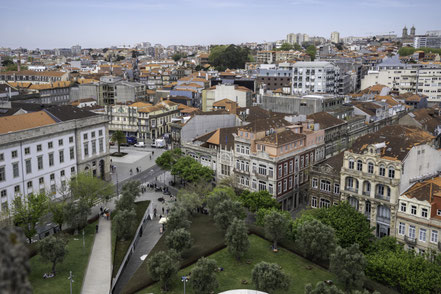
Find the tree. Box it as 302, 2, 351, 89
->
172, 53, 186, 62
239, 190, 280, 212
256, 207, 291, 226
330, 244, 366, 290
171, 156, 213, 183
111, 130, 126, 154
213, 199, 245, 231
166, 205, 191, 231
115, 181, 140, 212
12, 192, 49, 243
263, 210, 290, 249
225, 218, 249, 260
296, 219, 336, 262
156, 148, 182, 171
278, 43, 293, 51
64, 199, 90, 233
0, 227, 32, 294
114, 208, 137, 240
208, 45, 251, 71
314, 202, 374, 252
252, 262, 290, 293
147, 250, 180, 291
121, 180, 141, 198
306, 45, 317, 61
190, 257, 219, 294
206, 186, 236, 214
305, 281, 345, 294
49, 200, 66, 230
293, 43, 303, 51
165, 228, 193, 255
178, 191, 203, 215
39, 235, 68, 275
70, 172, 114, 207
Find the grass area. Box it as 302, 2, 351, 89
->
29, 221, 97, 294
112, 200, 151, 278
122, 213, 225, 294
139, 234, 341, 294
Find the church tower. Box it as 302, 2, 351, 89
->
410, 25, 416, 37
402, 26, 408, 38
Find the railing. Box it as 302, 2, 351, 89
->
405, 235, 417, 245
375, 194, 391, 201
362, 191, 371, 197
345, 186, 358, 193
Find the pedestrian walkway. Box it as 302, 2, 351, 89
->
82, 216, 112, 294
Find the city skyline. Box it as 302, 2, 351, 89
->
0, 0, 440, 49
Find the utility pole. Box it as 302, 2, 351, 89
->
68, 271, 74, 294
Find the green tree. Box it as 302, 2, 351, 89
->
305, 281, 345, 294
166, 205, 191, 231
121, 180, 141, 198
225, 218, 249, 260
294, 43, 303, 51
111, 130, 126, 154
252, 261, 290, 293
147, 250, 180, 291
115, 181, 141, 212
190, 257, 219, 294
171, 156, 213, 183
278, 43, 293, 51
178, 191, 203, 215
398, 46, 415, 56
165, 228, 193, 255
314, 202, 374, 252
39, 235, 68, 275
49, 200, 66, 230
0, 227, 32, 294
330, 244, 366, 291
290, 209, 317, 240
296, 219, 336, 261
114, 208, 137, 240
208, 45, 251, 71
263, 210, 290, 249
213, 199, 245, 231
64, 199, 90, 233
70, 172, 114, 207
256, 207, 291, 226
172, 53, 185, 62
239, 190, 280, 212
156, 148, 182, 170
206, 185, 236, 213
12, 192, 49, 243
306, 45, 317, 61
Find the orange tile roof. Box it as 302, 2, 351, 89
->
0, 111, 57, 134
129, 102, 153, 108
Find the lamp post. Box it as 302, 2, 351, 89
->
68, 271, 74, 294
181, 276, 188, 294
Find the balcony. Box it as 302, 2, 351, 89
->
404, 235, 417, 246
362, 191, 371, 197
375, 194, 391, 201
345, 186, 358, 194
233, 168, 249, 175
253, 170, 268, 180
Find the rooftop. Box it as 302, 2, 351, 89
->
0, 111, 56, 134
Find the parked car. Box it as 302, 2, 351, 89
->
134, 142, 145, 148
109, 140, 115, 146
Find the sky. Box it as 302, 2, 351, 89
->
0, 0, 440, 49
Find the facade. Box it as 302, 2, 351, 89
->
256, 66, 292, 91
414, 36, 441, 49
0, 70, 70, 84
98, 76, 146, 105
202, 84, 252, 111
331, 31, 340, 44
309, 152, 344, 208
291, 62, 340, 94
340, 125, 441, 238
397, 177, 441, 254
307, 112, 346, 157
262, 94, 345, 115
0, 106, 110, 214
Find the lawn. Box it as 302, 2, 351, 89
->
122, 213, 225, 294
29, 221, 97, 294
112, 200, 151, 278
138, 234, 341, 294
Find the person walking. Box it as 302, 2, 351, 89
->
154, 208, 157, 218
96, 224, 99, 233
162, 207, 165, 215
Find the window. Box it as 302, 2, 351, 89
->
320, 198, 331, 208
311, 196, 317, 208
92, 141, 97, 155
59, 150, 64, 163
348, 158, 354, 169
368, 162, 374, 174
69, 136, 74, 143
284, 163, 288, 174
24, 147, 30, 155
11, 150, 17, 158
268, 167, 274, 178
83, 133, 88, 140
0, 153, 3, 161
312, 178, 318, 188
50, 184, 56, 194
278, 182, 282, 194
236, 144, 240, 153
39, 177, 44, 185
99, 130, 103, 136
379, 165, 385, 176
70, 147, 75, 160
411, 205, 417, 215
419, 228, 426, 242
357, 160, 362, 171
334, 184, 340, 194
14, 185, 20, 194
268, 184, 273, 194
409, 225, 416, 239
320, 180, 331, 192
283, 179, 287, 192
252, 179, 257, 189
99, 138, 104, 152
48, 141, 53, 149
431, 230, 438, 243
50, 173, 55, 181
289, 161, 293, 173
438, 209, 441, 216
48, 153, 54, 166
12, 162, 19, 178
1, 190, 6, 198
399, 222, 405, 235
388, 166, 395, 178
71, 167, 75, 173
91, 131, 96, 138
58, 139, 63, 146
259, 181, 267, 191
421, 208, 428, 218
84, 142, 89, 156
25, 159, 32, 174
289, 176, 293, 189
0, 166, 5, 182
221, 164, 230, 176
278, 165, 282, 178
400, 202, 407, 212
37, 156, 43, 170
37, 144, 42, 152
27, 181, 32, 189
60, 170, 65, 177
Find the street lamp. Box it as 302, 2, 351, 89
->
68, 271, 74, 294
181, 276, 189, 294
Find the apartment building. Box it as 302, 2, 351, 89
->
414, 36, 441, 49
292, 62, 340, 94
397, 177, 441, 253
256, 66, 292, 91
98, 76, 146, 105
202, 84, 252, 111
0, 106, 110, 214
262, 94, 344, 115
340, 125, 441, 238
7, 81, 73, 105
0, 70, 70, 84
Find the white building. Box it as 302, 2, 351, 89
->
0, 106, 110, 214
292, 61, 340, 94
202, 84, 252, 111
331, 31, 340, 44
414, 36, 441, 49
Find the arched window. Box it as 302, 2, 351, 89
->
368, 162, 374, 174
348, 158, 354, 169
363, 181, 371, 196
357, 160, 363, 171
388, 166, 395, 178
348, 197, 359, 210
346, 177, 358, 192
379, 164, 385, 176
